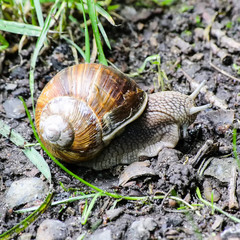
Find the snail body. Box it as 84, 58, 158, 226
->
36, 63, 209, 170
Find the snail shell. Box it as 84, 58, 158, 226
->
35, 63, 148, 163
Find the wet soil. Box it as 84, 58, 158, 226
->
0, 0, 240, 239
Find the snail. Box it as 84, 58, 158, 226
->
35, 63, 210, 170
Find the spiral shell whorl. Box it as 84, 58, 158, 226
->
38, 96, 103, 162
40, 114, 74, 147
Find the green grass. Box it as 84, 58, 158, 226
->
0, 192, 54, 239
196, 187, 240, 223
233, 128, 240, 170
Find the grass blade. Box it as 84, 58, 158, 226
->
16, 194, 97, 213
0, 33, 9, 51
29, 0, 60, 115
233, 128, 240, 170
196, 187, 240, 223
0, 20, 42, 36
80, 0, 90, 62
98, 19, 111, 49
87, 0, 107, 65
29, 0, 37, 25
81, 192, 101, 225
23, 147, 51, 183
0, 119, 25, 146
82, 0, 116, 26
0, 191, 54, 239
34, 0, 44, 27
95, 2, 116, 26
0, 117, 51, 183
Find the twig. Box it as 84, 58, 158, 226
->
228, 165, 239, 209
194, 28, 232, 65
203, 12, 218, 42
209, 40, 232, 65
159, 186, 175, 212
209, 61, 240, 82
172, 36, 192, 54
211, 28, 240, 51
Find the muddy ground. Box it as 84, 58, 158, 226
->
0, 0, 240, 239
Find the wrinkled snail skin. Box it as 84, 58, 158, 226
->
35, 63, 209, 170
79, 91, 200, 170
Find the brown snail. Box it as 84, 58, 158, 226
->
35, 63, 210, 170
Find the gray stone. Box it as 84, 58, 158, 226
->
3, 98, 25, 119
204, 157, 237, 183
18, 233, 32, 240
5, 177, 48, 208
36, 219, 67, 240
89, 229, 112, 240
5, 83, 17, 91
221, 224, 240, 240
143, 217, 157, 231
127, 218, 157, 240
105, 207, 124, 221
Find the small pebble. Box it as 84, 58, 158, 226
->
36, 219, 67, 240
18, 232, 32, 240
168, 199, 178, 208
105, 207, 124, 221
204, 157, 237, 183
212, 216, 223, 230
3, 98, 26, 119
220, 224, 240, 240
120, 6, 137, 21
127, 217, 157, 240
88, 229, 112, 240
5, 177, 48, 208
5, 83, 17, 91
203, 181, 221, 202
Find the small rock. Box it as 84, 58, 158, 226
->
143, 217, 157, 231
203, 110, 235, 135
5, 177, 48, 208
36, 219, 67, 240
220, 224, 240, 240
120, 6, 137, 21
119, 161, 156, 186
88, 229, 112, 240
3, 98, 26, 119
10, 66, 27, 79
105, 207, 124, 221
204, 158, 237, 183
150, 34, 158, 47
5, 83, 17, 91
212, 216, 223, 230
181, 59, 201, 78
172, 36, 193, 54
132, 8, 152, 22
190, 53, 204, 62
127, 218, 157, 240
203, 180, 221, 202
18, 233, 32, 240
137, 22, 144, 31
